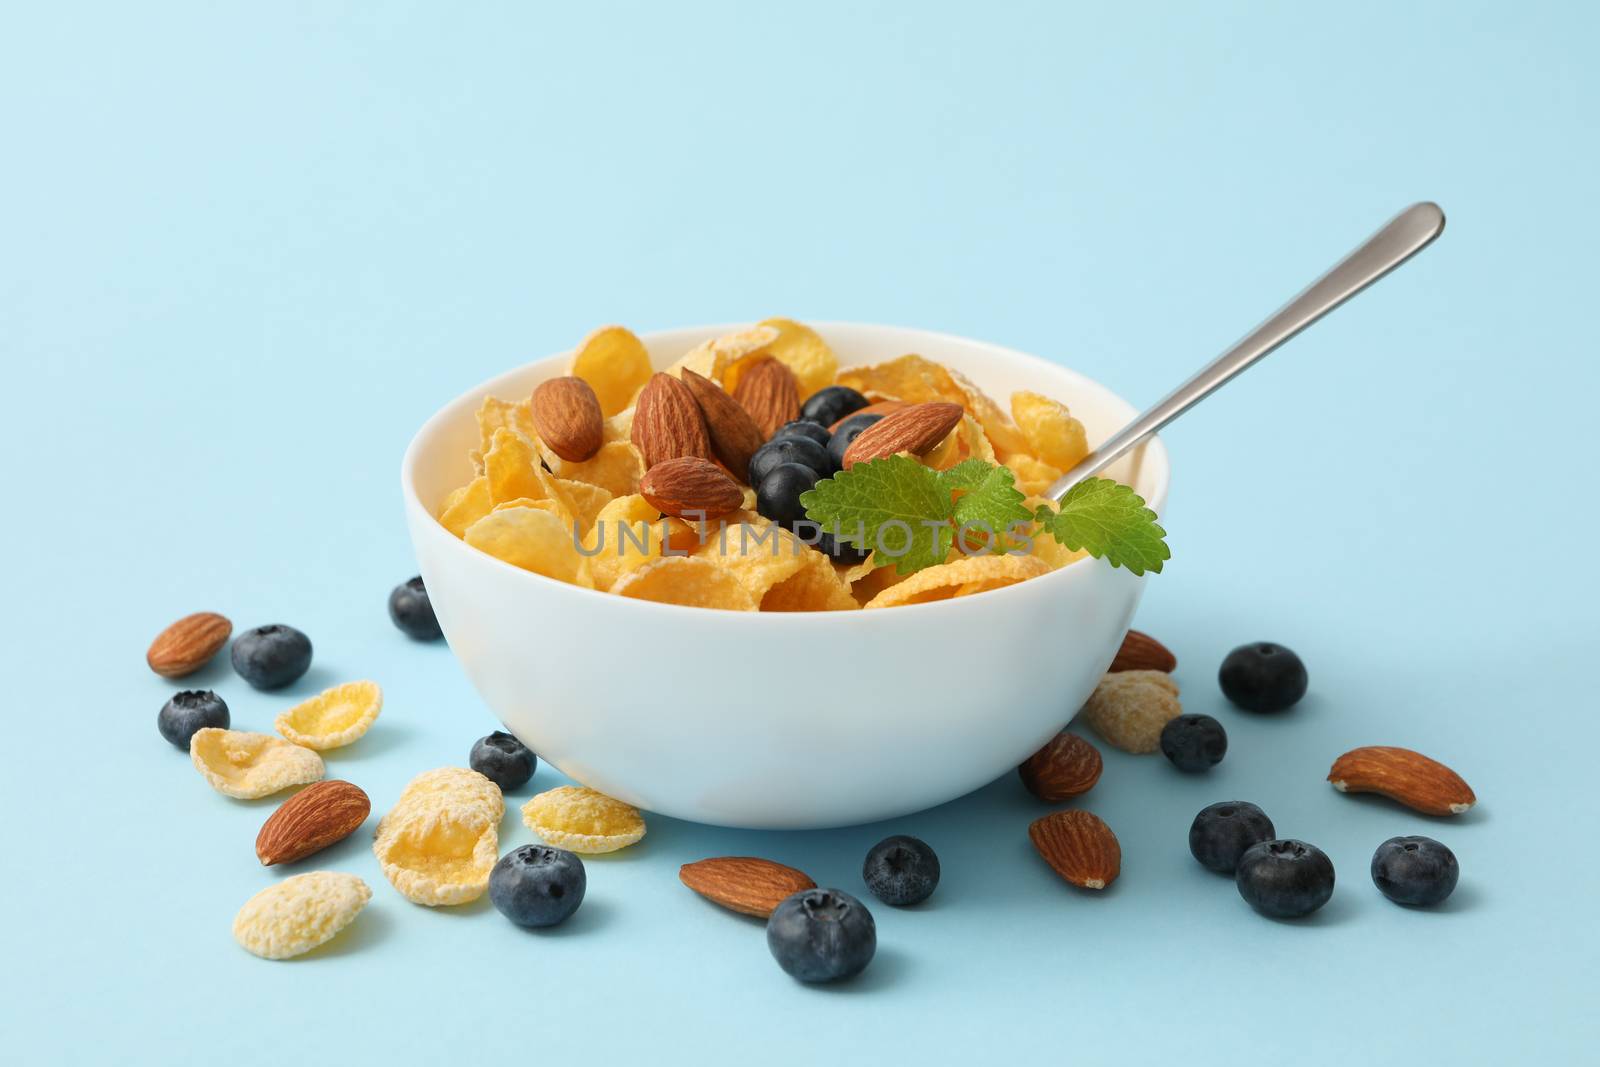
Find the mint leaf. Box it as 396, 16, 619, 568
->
940, 459, 1033, 552
800, 455, 954, 574
1036, 478, 1169, 576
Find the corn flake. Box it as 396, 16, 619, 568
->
718, 318, 835, 400
1080, 671, 1181, 753
522, 785, 646, 854
233, 872, 371, 960
542, 440, 643, 498
838, 354, 967, 406
1011, 391, 1089, 471
191, 728, 325, 799
693, 523, 808, 600
949, 368, 1030, 457
475, 396, 538, 455
275, 681, 383, 751
374, 768, 503, 906
465, 504, 593, 587
611, 555, 757, 610
761, 546, 859, 611
571, 325, 653, 417
863, 554, 1050, 609
438, 476, 493, 537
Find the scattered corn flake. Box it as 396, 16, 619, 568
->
374, 802, 499, 906
1080, 670, 1182, 754
232, 871, 371, 960
863, 554, 1050, 609
275, 681, 383, 751
571, 325, 654, 417
191, 728, 325, 799
464, 504, 594, 588
438, 476, 494, 537
1011, 391, 1090, 471
522, 786, 646, 854
379, 766, 504, 824
611, 555, 757, 610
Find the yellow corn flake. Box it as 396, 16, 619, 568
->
484, 427, 577, 518
948, 368, 1030, 458
924, 414, 996, 471
672, 325, 778, 389
542, 440, 643, 498
837, 354, 967, 406
555, 478, 613, 534
1024, 496, 1089, 569
275, 681, 383, 751
1080, 671, 1181, 754
603, 407, 634, 442
374, 767, 503, 906
1011, 391, 1089, 471
864, 554, 1051, 609
232, 872, 371, 960
717, 318, 836, 400
475, 395, 538, 455
585, 494, 663, 591
761, 548, 859, 611
1005, 454, 1065, 497
571, 325, 653, 417
837, 552, 878, 585
381, 766, 504, 822
522, 786, 646, 854
465, 505, 593, 587
693, 523, 809, 600
190, 728, 325, 799
438, 476, 493, 537
611, 555, 757, 610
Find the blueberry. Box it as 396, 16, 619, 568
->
862, 835, 940, 906
800, 385, 869, 428
470, 731, 538, 790
771, 420, 832, 449
756, 463, 819, 528
749, 436, 831, 485
1371, 836, 1458, 907
388, 576, 442, 641
1219, 642, 1308, 713
1189, 801, 1275, 873
1235, 839, 1335, 918
826, 412, 885, 471
157, 690, 229, 750
489, 845, 585, 927
230, 625, 312, 690
817, 530, 871, 564
766, 888, 876, 983
1160, 714, 1228, 772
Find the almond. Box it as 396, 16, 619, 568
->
255, 780, 371, 865
681, 369, 765, 481
531, 376, 604, 462
1109, 629, 1177, 673
828, 399, 906, 432
146, 612, 232, 678
679, 856, 816, 917
840, 402, 965, 469
1018, 731, 1103, 802
1028, 809, 1121, 890
731, 356, 800, 438
639, 457, 745, 519
632, 372, 713, 468
1327, 746, 1476, 815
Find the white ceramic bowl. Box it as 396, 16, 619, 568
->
402, 323, 1168, 829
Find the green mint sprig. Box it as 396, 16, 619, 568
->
1034, 477, 1169, 576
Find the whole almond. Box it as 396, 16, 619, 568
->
146, 612, 232, 678
828, 399, 906, 432
731, 356, 800, 438
1327, 746, 1476, 815
1018, 731, 1103, 802
632, 372, 713, 468
681, 369, 765, 481
256, 780, 371, 865
680, 856, 816, 918
1029, 810, 1121, 889
531, 376, 605, 462
841, 402, 965, 469
1109, 629, 1177, 673
640, 457, 745, 519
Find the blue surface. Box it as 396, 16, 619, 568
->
3, 3, 1596, 1063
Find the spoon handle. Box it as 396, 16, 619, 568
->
1047, 201, 1446, 501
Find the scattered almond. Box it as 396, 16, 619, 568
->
1109, 629, 1177, 673
530, 376, 605, 462
1018, 731, 1103, 801
841, 402, 965, 468
731, 356, 800, 437
632, 372, 713, 468
255, 779, 371, 865
679, 856, 817, 917
681, 368, 766, 481
640, 457, 745, 519
1029, 810, 1121, 890
1079, 670, 1181, 753
146, 612, 232, 678
1327, 746, 1476, 815
828, 399, 905, 432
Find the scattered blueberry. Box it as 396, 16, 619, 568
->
749, 435, 831, 486
470, 731, 537, 791
157, 690, 229, 750
1235, 839, 1335, 918
863, 835, 940, 906
1371, 836, 1459, 907
1219, 642, 1308, 713
771, 420, 832, 449
1189, 801, 1276, 874
756, 463, 820, 528
1160, 714, 1228, 772
230, 625, 312, 690
826, 412, 886, 471
489, 845, 586, 927
817, 529, 871, 564
766, 888, 876, 983
388, 576, 442, 641
799, 385, 870, 428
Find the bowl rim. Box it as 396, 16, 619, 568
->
400, 320, 1170, 620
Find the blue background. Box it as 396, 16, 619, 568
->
3, 2, 1595, 1063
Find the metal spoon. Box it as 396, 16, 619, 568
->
1048, 201, 1446, 501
